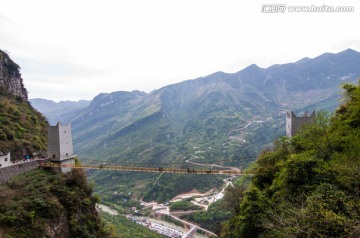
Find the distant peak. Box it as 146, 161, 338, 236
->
316, 52, 334, 59
316, 48, 359, 59
344, 48, 357, 52
337, 48, 359, 55
242, 64, 263, 72
208, 71, 226, 77
131, 90, 147, 95
247, 63, 261, 69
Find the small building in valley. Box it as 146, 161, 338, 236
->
0, 152, 11, 168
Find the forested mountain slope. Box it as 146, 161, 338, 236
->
222, 81, 360, 237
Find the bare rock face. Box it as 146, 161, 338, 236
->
44, 213, 70, 238
0, 49, 28, 101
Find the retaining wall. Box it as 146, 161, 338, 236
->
0, 161, 42, 184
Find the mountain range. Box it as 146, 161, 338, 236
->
31, 48, 360, 202
29, 98, 90, 125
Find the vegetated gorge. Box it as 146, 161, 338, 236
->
1, 48, 360, 237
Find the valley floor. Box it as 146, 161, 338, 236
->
98, 171, 238, 237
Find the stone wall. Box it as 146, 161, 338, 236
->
59, 124, 74, 160
0, 161, 40, 184
48, 124, 60, 160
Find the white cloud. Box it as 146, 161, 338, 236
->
1, 0, 360, 101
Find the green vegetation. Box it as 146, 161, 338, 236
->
90, 170, 225, 204
0, 88, 47, 159
0, 169, 112, 238
160, 214, 184, 227
179, 184, 246, 233
222, 82, 360, 237
169, 199, 202, 211
100, 213, 163, 238
184, 200, 232, 233
142, 173, 225, 202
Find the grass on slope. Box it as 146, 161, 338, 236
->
0, 88, 47, 159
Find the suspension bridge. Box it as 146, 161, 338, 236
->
39, 161, 243, 176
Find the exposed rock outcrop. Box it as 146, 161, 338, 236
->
0, 49, 28, 100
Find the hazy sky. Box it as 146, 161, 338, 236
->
1, 0, 360, 102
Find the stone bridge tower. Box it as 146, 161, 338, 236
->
286, 111, 315, 138
47, 122, 74, 162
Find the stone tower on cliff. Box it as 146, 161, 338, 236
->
47, 122, 74, 161
286, 111, 315, 138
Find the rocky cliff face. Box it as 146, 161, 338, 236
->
0, 49, 28, 100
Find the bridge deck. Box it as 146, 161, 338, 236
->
39, 162, 242, 176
